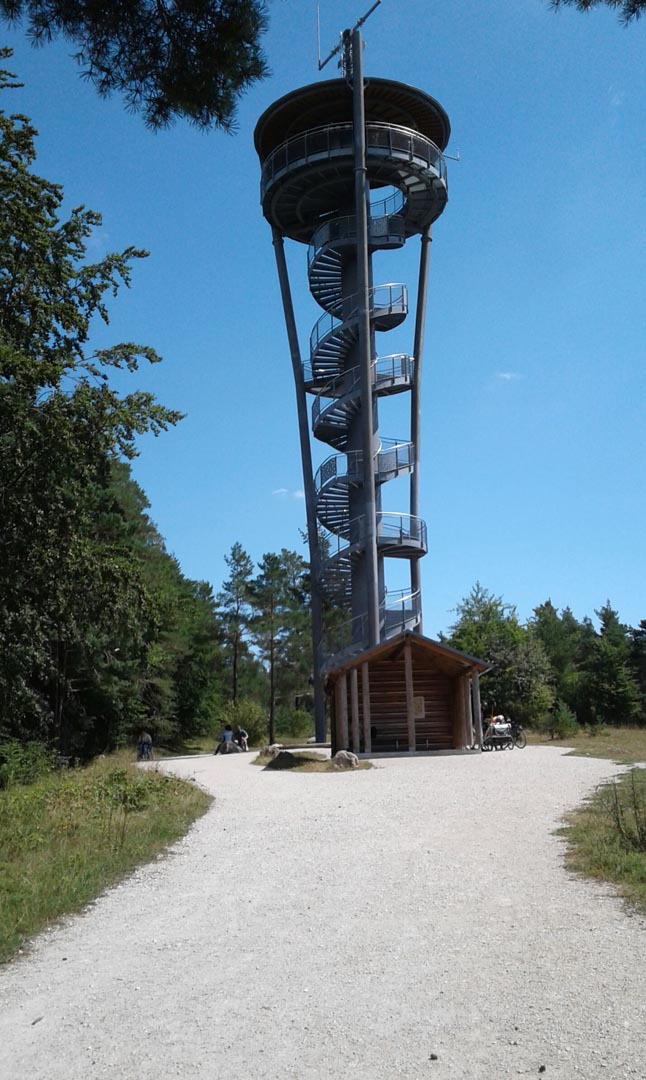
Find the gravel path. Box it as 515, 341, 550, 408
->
1, 748, 645, 1079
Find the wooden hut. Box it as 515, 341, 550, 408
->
327, 632, 488, 756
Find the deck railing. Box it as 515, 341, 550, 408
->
307, 353, 413, 401
261, 121, 446, 196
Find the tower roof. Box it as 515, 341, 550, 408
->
254, 77, 450, 161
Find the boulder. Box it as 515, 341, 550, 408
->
263, 750, 300, 770
221, 741, 242, 754
261, 743, 284, 759
332, 750, 359, 770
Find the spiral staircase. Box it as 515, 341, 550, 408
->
255, 77, 450, 667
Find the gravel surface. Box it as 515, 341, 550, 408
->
1, 747, 645, 1079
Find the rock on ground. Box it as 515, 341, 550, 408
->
1, 748, 645, 1079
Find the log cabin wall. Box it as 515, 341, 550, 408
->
328, 634, 487, 754
333, 658, 456, 752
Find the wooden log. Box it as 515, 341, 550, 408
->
472, 671, 483, 750
462, 676, 472, 748
404, 642, 416, 753
337, 673, 349, 750
350, 668, 360, 754
362, 662, 372, 754
453, 675, 466, 750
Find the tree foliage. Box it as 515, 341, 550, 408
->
443, 583, 554, 725
247, 549, 311, 745
0, 55, 222, 755
0, 1, 269, 130
552, 0, 646, 23
216, 542, 254, 702
445, 584, 646, 729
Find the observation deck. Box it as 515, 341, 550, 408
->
255, 78, 450, 243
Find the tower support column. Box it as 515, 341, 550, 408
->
410, 225, 433, 631
352, 28, 380, 649
271, 227, 327, 743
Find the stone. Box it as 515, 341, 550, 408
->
332, 750, 359, 770
263, 751, 300, 770
261, 744, 284, 759
220, 741, 242, 754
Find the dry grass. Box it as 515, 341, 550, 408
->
561, 768, 646, 912
0, 752, 211, 964
528, 726, 646, 764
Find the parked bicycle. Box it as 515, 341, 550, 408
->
482, 715, 526, 752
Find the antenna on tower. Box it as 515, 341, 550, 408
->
317, 0, 383, 71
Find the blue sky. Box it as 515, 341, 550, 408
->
4, 1, 646, 634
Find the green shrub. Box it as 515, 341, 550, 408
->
537, 702, 579, 740
0, 740, 55, 789
276, 707, 313, 741
0, 753, 211, 962
217, 699, 266, 747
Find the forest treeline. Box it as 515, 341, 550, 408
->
2, 53, 645, 773
443, 584, 646, 737
0, 53, 311, 765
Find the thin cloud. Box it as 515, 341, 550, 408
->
495, 371, 522, 382
272, 487, 304, 499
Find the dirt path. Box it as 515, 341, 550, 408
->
1, 748, 644, 1079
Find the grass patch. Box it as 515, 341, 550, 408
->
0, 752, 211, 964
253, 750, 372, 773
527, 725, 646, 764
562, 767, 646, 913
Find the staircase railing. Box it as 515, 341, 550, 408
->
308, 210, 406, 271
320, 513, 427, 562
310, 283, 408, 348
315, 450, 362, 493
322, 588, 422, 664
307, 353, 414, 403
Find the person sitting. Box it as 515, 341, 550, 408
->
214, 724, 239, 754
236, 726, 249, 752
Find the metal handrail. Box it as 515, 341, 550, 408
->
320, 516, 365, 556
370, 189, 406, 218
315, 450, 362, 493
314, 441, 412, 492
382, 588, 422, 631
377, 513, 427, 548
312, 355, 414, 425
308, 212, 405, 271
322, 588, 422, 660
376, 440, 413, 477
305, 353, 413, 395
261, 121, 447, 195
321, 513, 427, 560
310, 283, 408, 353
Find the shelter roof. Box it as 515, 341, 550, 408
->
326, 632, 489, 680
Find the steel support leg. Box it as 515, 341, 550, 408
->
271, 227, 327, 743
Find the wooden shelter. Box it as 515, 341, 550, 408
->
327, 632, 488, 755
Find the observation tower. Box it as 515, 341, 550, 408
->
255, 22, 450, 742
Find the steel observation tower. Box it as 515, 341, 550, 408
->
254, 15, 450, 741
